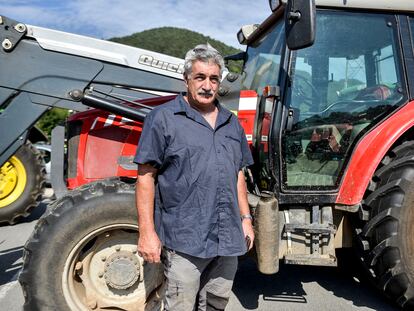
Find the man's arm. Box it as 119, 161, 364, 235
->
136, 163, 162, 263
237, 170, 254, 250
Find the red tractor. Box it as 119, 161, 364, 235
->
1, 0, 414, 310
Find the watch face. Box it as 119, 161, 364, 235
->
269, 0, 281, 11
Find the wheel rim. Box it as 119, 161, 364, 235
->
62, 224, 164, 311
0, 156, 27, 208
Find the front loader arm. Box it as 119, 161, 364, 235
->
0, 16, 185, 166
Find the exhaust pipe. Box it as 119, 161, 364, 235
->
254, 191, 279, 274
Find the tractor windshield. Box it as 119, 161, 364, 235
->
282, 10, 406, 190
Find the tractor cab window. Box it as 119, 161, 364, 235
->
240, 20, 285, 190
283, 11, 405, 190
410, 17, 414, 50
241, 21, 284, 95
411, 17, 414, 34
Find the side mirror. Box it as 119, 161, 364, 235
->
285, 0, 316, 50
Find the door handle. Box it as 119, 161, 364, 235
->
286, 109, 294, 132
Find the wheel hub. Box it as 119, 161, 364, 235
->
0, 161, 17, 199
104, 251, 141, 290
0, 156, 26, 207
63, 227, 164, 311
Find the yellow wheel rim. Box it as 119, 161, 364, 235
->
0, 156, 27, 208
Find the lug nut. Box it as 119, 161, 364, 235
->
115, 246, 121, 252
101, 255, 107, 262
98, 272, 104, 278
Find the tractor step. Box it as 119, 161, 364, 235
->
284, 223, 336, 235
283, 206, 337, 267
284, 254, 337, 266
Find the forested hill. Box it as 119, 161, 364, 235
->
110, 27, 242, 72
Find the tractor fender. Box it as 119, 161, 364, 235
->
337, 99, 414, 206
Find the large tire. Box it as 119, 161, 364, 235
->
19, 179, 164, 311
356, 141, 414, 309
0, 143, 45, 224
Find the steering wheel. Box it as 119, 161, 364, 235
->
292, 74, 322, 107
324, 84, 395, 116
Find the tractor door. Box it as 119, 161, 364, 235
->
239, 18, 286, 192
281, 10, 406, 191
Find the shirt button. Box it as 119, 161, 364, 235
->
217, 149, 221, 153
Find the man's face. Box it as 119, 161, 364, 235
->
185, 60, 221, 107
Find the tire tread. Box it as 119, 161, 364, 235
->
19, 179, 135, 311
357, 141, 414, 309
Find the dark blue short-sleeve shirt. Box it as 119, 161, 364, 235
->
134, 94, 254, 258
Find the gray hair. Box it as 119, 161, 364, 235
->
184, 43, 225, 79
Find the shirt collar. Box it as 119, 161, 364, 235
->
173, 93, 233, 130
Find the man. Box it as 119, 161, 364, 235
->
134, 43, 254, 311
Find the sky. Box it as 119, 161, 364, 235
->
0, 0, 271, 48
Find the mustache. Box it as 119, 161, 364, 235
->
198, 91, 213, 96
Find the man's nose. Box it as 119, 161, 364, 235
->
201, 78, 213, 90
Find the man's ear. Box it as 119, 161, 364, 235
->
183, 74, 189, 87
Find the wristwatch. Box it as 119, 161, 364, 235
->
241, 214, 253, 221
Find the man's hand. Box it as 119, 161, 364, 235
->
138, 230, 162, 263
242, 218, 255, 251
237, 170, 255, 251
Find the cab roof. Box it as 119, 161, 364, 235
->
282, 0, 414, 12
243, 0, 413, 46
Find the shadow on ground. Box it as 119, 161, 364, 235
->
20, 199, 50, 223
0, 246, 24, 286
232, 250, 399, 310
0, 192, 53, 286
0, 191, 53, 228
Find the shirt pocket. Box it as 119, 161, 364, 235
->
162, 143, 205, 209
223, 134, 242, 172
165, 143, 205, 173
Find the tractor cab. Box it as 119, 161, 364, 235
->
224, 2, 414, 308
239, 1, 408, 200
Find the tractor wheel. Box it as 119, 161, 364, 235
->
19, 179, 164, 311
0, 143, 45, 224
357, 141, 414, 309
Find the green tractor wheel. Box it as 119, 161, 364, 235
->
0, 143, 45, 224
